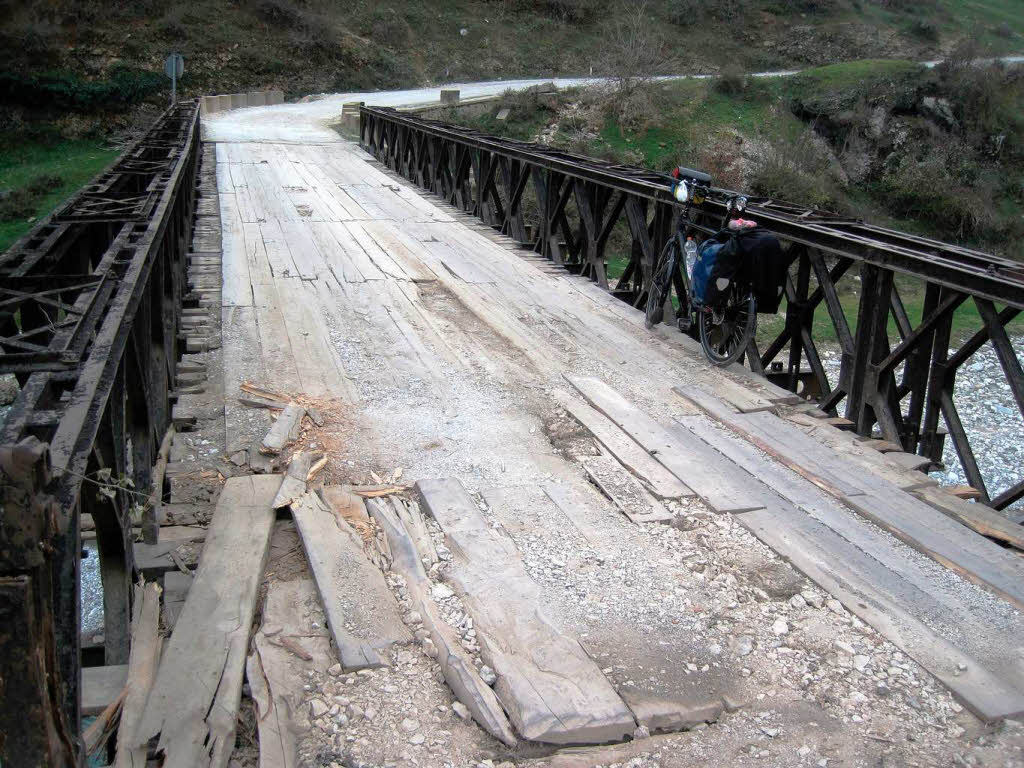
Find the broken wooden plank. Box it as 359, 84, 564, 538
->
581, 453, 673, 524
290, 492, 412, 670
260, 403, 305, 455
416, 477, 636, 744
272, 451, 319, 509
392, 496, 439, 566
114, 581, 163, 768
247, 579, 336, 768
541, 482, 613, 551
82, 664, 128, 716
556, 392, 692, 499
564, 377, 768, 514
134, 474, 281, 768
368, 498, 517, 747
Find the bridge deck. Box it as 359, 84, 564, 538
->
183, 112, 1024, 763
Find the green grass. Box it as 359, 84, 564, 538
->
0, 139, 118, 253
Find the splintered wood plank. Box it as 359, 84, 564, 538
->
740, 503, 1024, 722
913, 486, 1024, 551
247, 579, 336, 768
271, 450, 316, 509
113, 581, 162, 768
368, 499, 517, 746
261, 403, 305, 455
556, 392, 692, 500
134, 475, 281, 768
416, 478, 635, 744
582, 454, 673, 525
675, 386, 865, 498
565, 377, 768, 514
290, 492, 412, 670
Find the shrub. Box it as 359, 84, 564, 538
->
714, 66, 747, 96
25, 175, 62, 196
876, 154, 993, 238
666, 0, 700, 26
0, 67, 165, 113
0, 188, 38, 222
251, 0, 304, 28
748, 132, 848, 212
909, 18, 938, 42
362, 7, 410, 46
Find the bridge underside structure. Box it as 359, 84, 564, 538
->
0, 102, 199, 764
360, 106, 1024, 511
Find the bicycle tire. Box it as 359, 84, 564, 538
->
644, 240, 676, 330
699, 292, 757, 366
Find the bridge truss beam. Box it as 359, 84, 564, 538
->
360, 105, 1024, 510
0, 101, 200, 766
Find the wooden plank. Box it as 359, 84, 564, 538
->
914, 486, 1024, 551
564, 377, 768, 514
887, 452, 932, 471
223, 305, 270, 454
246, 579, 336, 768
162, 571, 191, 631
368, 499, 517, 746
134, 475, 281, 768
82, 665, 128, 716
676, 386, 865, 498
113, 582, 162, 768
290, 492, 412, 670
271, 450, 317, 509
714, 376, 775, 414
842, 492, 1024, 611
541, 482, 613, 550
740, 503, 1024, 722
416, 478, 636, 744
555, 392, 692, 499
582, 453, 673, 524
260, 403, 305, 455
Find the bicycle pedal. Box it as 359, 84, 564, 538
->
677, 317, 692, 332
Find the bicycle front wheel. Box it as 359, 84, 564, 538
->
644, 241, 676, 330
699, 292, 756, 366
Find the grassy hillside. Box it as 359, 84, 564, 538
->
1, 0, 1021, 126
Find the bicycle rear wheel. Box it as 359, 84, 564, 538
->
699, 292, 756, 366
645, 241, 676, 329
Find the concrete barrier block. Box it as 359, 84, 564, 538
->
440, 89, 460, 104
201, 95, 218, 115
268, 90, 285, 105
230, 93, 245, 109
247, 91, 266, 107
216, 94, 232, 112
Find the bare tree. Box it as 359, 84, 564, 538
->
596, 0, 675, 126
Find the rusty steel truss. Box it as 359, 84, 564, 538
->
0, 101, 200, 766
360, 105, 1024, 511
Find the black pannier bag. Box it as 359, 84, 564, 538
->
703, 227, 787, 314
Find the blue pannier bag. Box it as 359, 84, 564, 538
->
691, 238, 725, 306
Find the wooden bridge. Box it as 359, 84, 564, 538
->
1, 92, 1023, 767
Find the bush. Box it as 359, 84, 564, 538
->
876, 153, 994, 238
748, 132, 848, 212
714, 66, 747, 96
25, 175, 62, 196
0, 67, 165, 113
251, 0, 304, 28
909, 18, 938, 42
0, 188, 38, 222
362, 7, 410, 46
666, 0, 700, 25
